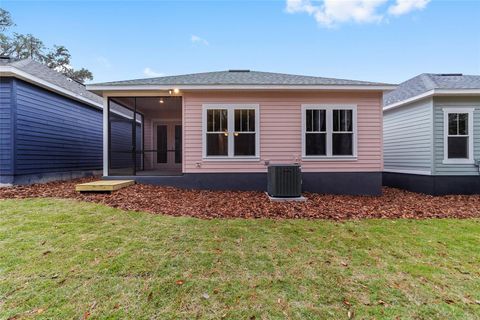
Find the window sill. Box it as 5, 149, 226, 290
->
302, 156, 358, 161
442, 159, 475, 165
202, 157, 261, 162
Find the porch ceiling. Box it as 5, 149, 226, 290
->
111, 96, 182, 115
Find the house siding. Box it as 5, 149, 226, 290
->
182, 91, 383, 173
432, 96, 480, 176
13, 78, 103, 177
383, 98, 433, 174
0, 77, 14, 183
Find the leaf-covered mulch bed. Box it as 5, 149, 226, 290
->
1, 177, 479, 220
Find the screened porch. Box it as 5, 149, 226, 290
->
107, 96, 182, 176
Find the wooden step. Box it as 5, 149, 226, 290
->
76, 180, 135, 192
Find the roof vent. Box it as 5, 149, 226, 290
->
228, 69, 250, 72
438, 73, 463, 76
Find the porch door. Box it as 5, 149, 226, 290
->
154, 121, 182, 171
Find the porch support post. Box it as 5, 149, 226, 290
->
103, 96, 109, 176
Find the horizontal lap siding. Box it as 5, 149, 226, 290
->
383, 98, 433, 173
14, 79, 102, 174
183, 91, 382, 173
433, 96, 480, 176
0, 77, 13, 175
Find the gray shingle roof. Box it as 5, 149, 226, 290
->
384, 73, 480, 106
91, 70, 392, 87
0, 58, 102, 105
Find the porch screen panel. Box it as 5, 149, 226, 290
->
109, 100, 135, 175
135, 112, 144, 171
175, 125, 182, 164
157, 125, 168, 163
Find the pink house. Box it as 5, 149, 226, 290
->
87, 70, 395, 194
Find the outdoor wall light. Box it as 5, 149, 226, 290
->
159, 98, 164, 104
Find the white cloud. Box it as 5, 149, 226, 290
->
191, 35, 209, 46
286, 0, 430, 27
286, 0, 387, 27
388, 0, 430, 16
143, 67, 164, 77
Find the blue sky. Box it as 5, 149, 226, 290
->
3, 0, 479, 84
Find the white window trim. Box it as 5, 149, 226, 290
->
443, 107, 474, 164
301, 104, 358, 160
202, 104, 260, 160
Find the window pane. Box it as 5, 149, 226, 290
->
306, 133, 326, 156
243, 110, 249, 131
234, 133, 255, 156
220, 110, 228, 131
235, 109, 255, 132
333, 110, 353, 132
448, 137, 468, 159
306, 109, 325, 132
208, 109, 228, 132
207, 109, 214, 132
344, 110, 352, 131
214, 110, 221, 131
306, 110, 313, 132
333, 110, 339, 131
448, 113, 458, 135
312, 110, 319, 131
319, 110, 326, 131
332, 133, 353, 155
458, 113, 468, 135
235, 110, 241, 132
207, 133, 228, 156
248, 109, 255, 132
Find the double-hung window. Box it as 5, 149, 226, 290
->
443, 108, 474, 164
302, 105, 357, 158
203, 104, 259, 159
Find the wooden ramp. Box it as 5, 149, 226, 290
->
76, 180, 135, 192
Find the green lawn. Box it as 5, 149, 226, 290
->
0, 199, 479, 319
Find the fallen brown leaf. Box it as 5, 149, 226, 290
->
1, 177, 480, 220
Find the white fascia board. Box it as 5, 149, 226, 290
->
383, 90, 434, 111
87, 84, 397, 92
434, 89, 480, 96
0, 66, 103, 109
384, 89, 480, 111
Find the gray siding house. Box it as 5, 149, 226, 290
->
383, 73, 480, 195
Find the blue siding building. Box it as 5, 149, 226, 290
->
0, 57, 104, 185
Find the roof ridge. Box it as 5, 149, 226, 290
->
90, 70, 394, 87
